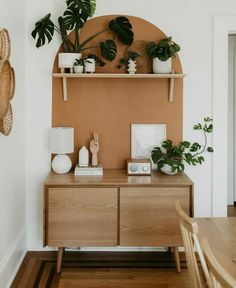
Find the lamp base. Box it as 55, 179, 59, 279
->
52, 154, 72, 174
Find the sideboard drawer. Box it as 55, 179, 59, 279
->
46, 187, 118, 247
120, 187, 190, 247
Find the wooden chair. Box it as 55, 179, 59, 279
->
175, 200, 210, 288
201, 238, 236, 288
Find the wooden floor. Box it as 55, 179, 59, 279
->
11, 251, 192, 288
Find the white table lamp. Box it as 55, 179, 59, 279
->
49, 127, 74, 174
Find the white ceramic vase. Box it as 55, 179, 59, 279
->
85, 58, 95, 73
153, 57, 172, 74
74, 65, 84, 74
58, 53, 82, 69
160, 164, 178, 175
127, 59, 137, 74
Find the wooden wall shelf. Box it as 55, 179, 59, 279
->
52, 72, 186, 102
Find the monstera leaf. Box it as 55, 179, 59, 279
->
109, 17, 133, 45
31, 13, 54, 48
63, 0, 90, 30
100, 40, 117, 61
89, 0, 96, 17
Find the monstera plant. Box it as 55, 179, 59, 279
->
31, 0, 134, 64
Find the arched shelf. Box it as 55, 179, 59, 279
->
52, 71, 186, 102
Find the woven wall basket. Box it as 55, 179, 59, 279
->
0, 28, 11, 60
0, 60, 12, 118
0, 103, 13, 136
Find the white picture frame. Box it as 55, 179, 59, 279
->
131, 124, 166, 169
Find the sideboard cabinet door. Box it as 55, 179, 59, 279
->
120, 187, 190, 247
46, 188, 118, 247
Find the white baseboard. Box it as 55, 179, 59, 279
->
0, 227, 27, 288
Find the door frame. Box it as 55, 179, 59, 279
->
212, 16, 236, 216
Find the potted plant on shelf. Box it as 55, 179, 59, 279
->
84, 53, 105, 73
151, 117, 213, 175
146, 36, 180, 74
31, 0, 134, 70
74, 58, 84, 74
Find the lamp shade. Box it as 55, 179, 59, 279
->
49, 127, 74, 154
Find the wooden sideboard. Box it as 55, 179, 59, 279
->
44, 170, 193, 273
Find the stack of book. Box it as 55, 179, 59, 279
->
74, 164, 103, 176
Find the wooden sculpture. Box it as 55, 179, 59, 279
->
90, 132, 99, 166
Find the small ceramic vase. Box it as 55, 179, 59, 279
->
127, 59, 137, 74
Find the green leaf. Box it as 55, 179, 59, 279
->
193, 123, 202, 130
89, 0, 96, 17
86, 53, 105, 66
100, 40, 117, 61
197, 156, 205, 164
146, 42, 158, 58
181, 141, 191, 148
204, 117, 213, 122
127, 51, 139, 61
162, 140, 173, 150
109, 17, 134, 45
63, 1, 89, 30
66, 0, 91, 17
58, 16, 75, 52
207, 147, 214, 152
31, 13, 54, 48
190, 142, 201, 152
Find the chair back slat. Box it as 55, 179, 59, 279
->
175, 200, 210, 288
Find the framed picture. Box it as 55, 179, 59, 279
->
131, 124, 166, 168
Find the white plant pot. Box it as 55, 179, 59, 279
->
85, 58, 95, 73
74, 65, 84, 74
160, 164, 178, 175
58, 53, 82, 69
153, 57, 172, 74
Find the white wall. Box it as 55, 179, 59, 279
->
25, 0, 236, 249
0, 0, 27, 286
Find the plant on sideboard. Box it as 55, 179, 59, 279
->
146, 36, 180, 74
31, 0, 134, 69
151, 117, 213, 175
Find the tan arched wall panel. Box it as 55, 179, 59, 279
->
52, 15, 183, 169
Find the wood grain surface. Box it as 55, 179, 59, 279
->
12, 251, 191, 288
196, 217, 236, 281
47, 188, 118, 247
120, 188, 190, 246
44, 170, 193, 187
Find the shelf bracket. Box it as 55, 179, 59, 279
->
169, 69, 175, 102
61, 68, 73, 101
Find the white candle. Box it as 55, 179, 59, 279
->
79, 146, 89, 167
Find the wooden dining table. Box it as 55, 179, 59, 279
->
195, 217, 236, 279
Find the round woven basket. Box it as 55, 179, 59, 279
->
0, 60, 12, 118
0, 29, 11, 60
0, 103, 13, 136
127, 40, 152, 74
9, 67, 15, 100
